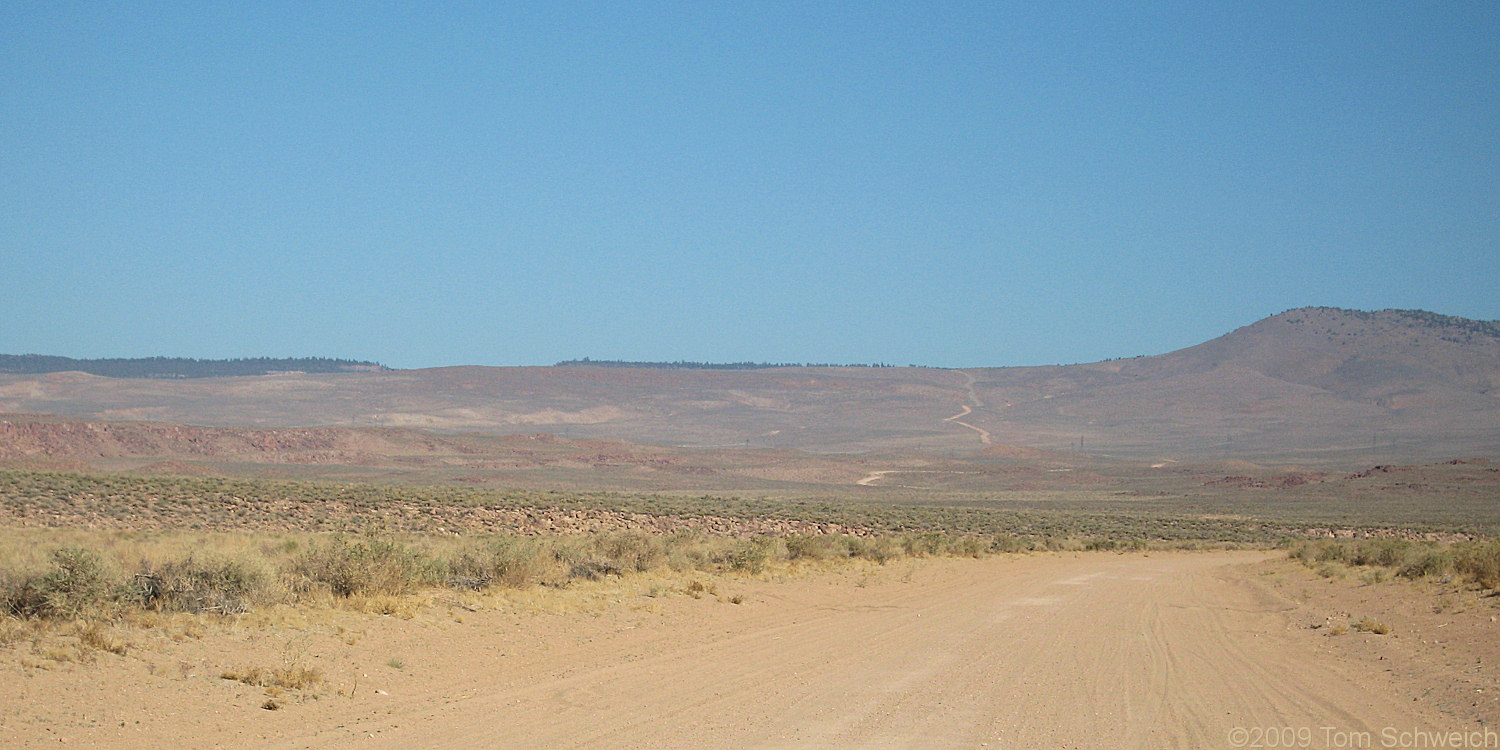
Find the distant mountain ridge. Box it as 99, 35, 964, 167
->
0, 355, 386, 379
0, 307, 1496, 464
962, 306, 1500, 461
555, 358, 900, 370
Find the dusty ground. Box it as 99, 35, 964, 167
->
3, 551, 1496, 749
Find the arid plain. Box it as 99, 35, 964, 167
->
3, 307, 1498, 748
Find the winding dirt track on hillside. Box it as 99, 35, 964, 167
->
944, 370, 992, 445
858, 372, 990, 486
943, 403, 992, 446
272, 552, 1461, 749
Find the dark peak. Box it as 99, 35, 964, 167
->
1374, 309, 1500, 338
1267, 307, 1500, 338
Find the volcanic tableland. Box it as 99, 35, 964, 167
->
2, 306, 1499, 749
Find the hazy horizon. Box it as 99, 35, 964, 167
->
11, 303, 1500, 373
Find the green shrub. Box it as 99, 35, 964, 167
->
131, 555, 267, 614
1285, 541, 1316, 564
1348, 539, 1411, 568
447, 537, 557, 589
1454, 539, 1500, 590
1291, 538, 1500, 593
0, 568, 45, 617
784, 534, 848, 561
901, 532, 949, 558
723, 537, 782, 574
845, 536, 899, 564
662, 532, 717, 572
40, 548, 118, 619
593, 532, 666, 573
988, 535, 1031, 554
950, 535, 990, 558
1397, 550, 1454, 580
1042, 537, 1085, 552
1314, 543, 1349, 564
544, 537, 623, 581
292, 537, 429, 597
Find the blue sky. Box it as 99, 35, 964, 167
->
2, 2, 1497, 368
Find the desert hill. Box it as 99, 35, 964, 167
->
1, 307, 1496, 465
1130, 307, 1500, 397
963, 308, 1500, 462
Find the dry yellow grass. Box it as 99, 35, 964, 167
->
75, 620, 128, 655
3, 524, 1012, 631
219, 664, 323, 690
1351, 616, 1390, 635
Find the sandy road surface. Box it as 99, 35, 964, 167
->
269, 552, 1469, 750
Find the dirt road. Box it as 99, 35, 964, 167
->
945, 371, 993, 445
262, 552, 1475, 749
942, 403, 992, 446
